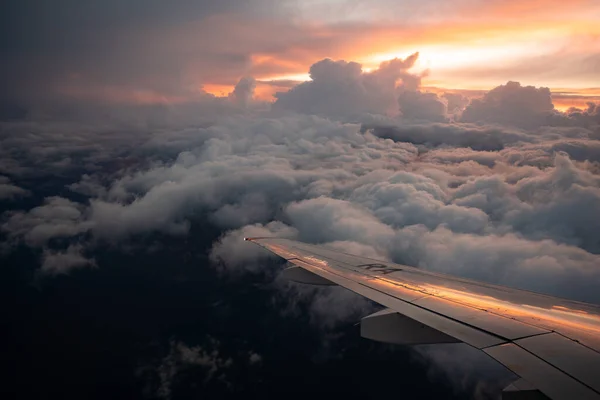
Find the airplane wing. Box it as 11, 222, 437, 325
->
244, 237, 600, 400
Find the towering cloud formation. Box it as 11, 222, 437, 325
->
461, 81, 556, 128
229, 77, 257, 107
274, 53, 426, 117
397, 90, 448, 121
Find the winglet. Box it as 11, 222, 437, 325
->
243, 237, 271, 242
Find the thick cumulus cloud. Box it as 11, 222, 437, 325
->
397, 90, 448, 122
229, 77, 257, 108
2, 197, 93, 247
461, 81, 556, 128
274, 53, 447, 119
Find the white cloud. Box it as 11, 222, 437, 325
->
273, 53, 430, 117
2, 197, 93, 247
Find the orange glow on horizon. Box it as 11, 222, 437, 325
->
54, 0, 600, 106
202, 84, 232, 98
553, 98, 600, 112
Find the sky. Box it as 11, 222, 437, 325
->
1, 1, 600, 399
1, 0, 599, 109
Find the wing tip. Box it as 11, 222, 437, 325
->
243, 236, 273, 242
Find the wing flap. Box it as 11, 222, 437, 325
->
485, 343, 599, 400
514, 333, 600, 393
253, 239, 506, 348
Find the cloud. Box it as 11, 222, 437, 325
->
2, 53, 600, 400
210, 222, 298, 274
388, 225, 600, 303
229, 76, 257, 107
442, 92, 470, 114
413, 344, 515, 400
248, 352, 262, 365
273, 54, 423, 117
506, 153, 600, 253
41, 244, 96, 275
152, 337, 264, 400
157, 339, 233, 400
398, 90, 448, 122
2, 87, 599, 301
0, 176, 29, 199
272, 275, 379, 330
3, 2, 600, 396
2, 197, 92, 247
286, 197, 395, 244
563, 102, 600, 128
367, 121, 532, 151
461, 81, 556, 128
1, 49, 599, 304
3, 0, 598, 112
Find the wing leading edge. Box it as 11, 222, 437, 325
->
245, 237, 600, 400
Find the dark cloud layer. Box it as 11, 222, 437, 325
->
0, 0, 281, 101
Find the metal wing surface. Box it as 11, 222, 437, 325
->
245, 237, 600, 400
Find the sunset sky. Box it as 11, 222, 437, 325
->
2, 0, 599, 109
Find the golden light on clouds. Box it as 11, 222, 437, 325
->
251, 0, 600, 92
55, 0, 600, 105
